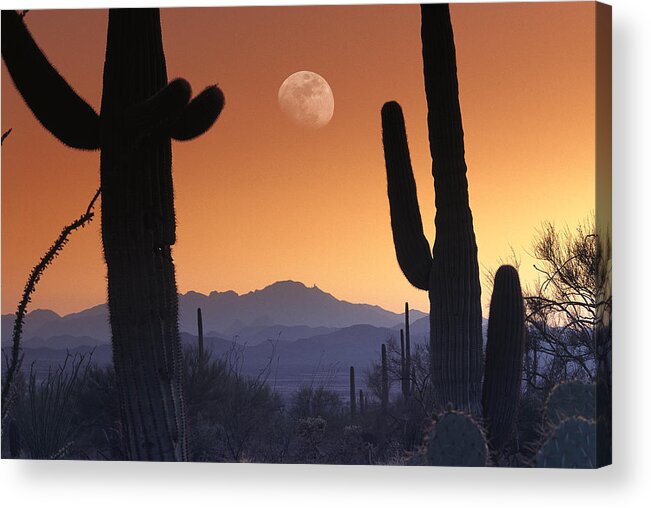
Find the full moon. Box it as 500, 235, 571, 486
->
278, 71, 334, 129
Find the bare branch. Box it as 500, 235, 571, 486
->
1, 187, 101, 421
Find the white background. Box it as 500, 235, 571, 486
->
0, 0, 649, 506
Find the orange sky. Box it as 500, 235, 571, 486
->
1, 3, 598, 316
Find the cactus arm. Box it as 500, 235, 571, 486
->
481, 265, 526, 450
125, 78, 191, 137
171, 85, 225, 141
381, 101, 432, 290
420, 4, 465, 170
1, 10, 100, 150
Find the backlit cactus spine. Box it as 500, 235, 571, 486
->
2, 9, 224, 461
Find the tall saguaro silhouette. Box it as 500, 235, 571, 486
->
2, 9, 224, 461
381, 5, 526, 450
381, 4, 483, 414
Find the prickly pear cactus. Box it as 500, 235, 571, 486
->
424, 411, 488, 467
535, 417, 596, 468
546, 382, 597, 426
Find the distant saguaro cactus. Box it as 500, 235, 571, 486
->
349, 366, 357, 418
403, 302, 412, 400
400, 329, 406, 396
2, 9, 224, 461
197, 307, 204, 356
381, 5, 525, 450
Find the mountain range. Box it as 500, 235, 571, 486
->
1, 280, 427, 349
2, 281, 496, 399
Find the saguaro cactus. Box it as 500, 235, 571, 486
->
381, 4, 483, 414
404, 302, 412, 400
481, 266, 526, 450
2, 9, 224, 461
349, 366, 357, 418
197, 307, 204, 356
381, 344, 389, 414
400, 329, 406, 397
381, 6, 526, 450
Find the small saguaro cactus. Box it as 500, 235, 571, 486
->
197, 307, 204, 356
349, 366, 357, 418
404, 302, 412, 400
2, 9, 224, 461
381, 3, 483, 415
481, 265, 527, 450
400, 329, 406, 397
359, 389, 365, 415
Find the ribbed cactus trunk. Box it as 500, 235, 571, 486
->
422, 4, 483, 415
381, 4, 483, 414
2, 8, 224, 462
349, 366, 357, 418
481, 266, 526, 450
100, 9, 185, 461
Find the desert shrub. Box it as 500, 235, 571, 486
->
289, 385, 345, 421
14, 353, 92, 459
183, 343, 283, 462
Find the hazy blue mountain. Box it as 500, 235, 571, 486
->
10, 312, 492, 400
13, 326, 422, 399
1, 280, 426, 347
212, 323, 338, 345
23, 335, 104, 350
178, 280, 426, 332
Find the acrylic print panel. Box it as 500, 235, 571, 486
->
0, 2, 611, 467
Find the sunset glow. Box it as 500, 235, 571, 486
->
1, 3, 598, 316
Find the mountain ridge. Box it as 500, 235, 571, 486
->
1, 280, 427, 347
